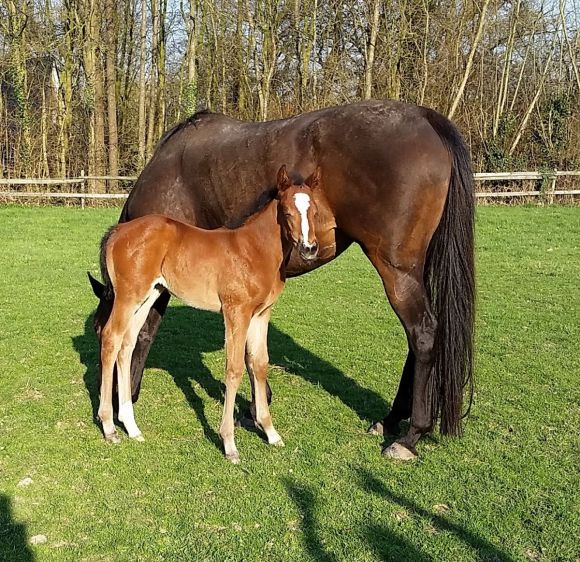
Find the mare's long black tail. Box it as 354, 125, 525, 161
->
423, 109, 476, 436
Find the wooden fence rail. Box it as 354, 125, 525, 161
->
0, 171, 579, 205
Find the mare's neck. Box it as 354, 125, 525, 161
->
242, 198, 293, 264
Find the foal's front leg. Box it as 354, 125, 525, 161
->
220, 306, 252, 463
246, 308, 283, 446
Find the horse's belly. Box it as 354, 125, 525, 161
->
163, 270, 222, 313
180, 292, 222, 313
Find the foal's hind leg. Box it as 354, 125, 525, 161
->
246, 308, 283, 446
117, 289, 162, 440
99, 301, 138, 443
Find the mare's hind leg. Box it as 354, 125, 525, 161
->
245, 307, 283, 446
117, 289, 162, 440
99, 301, 138, 443
369, 348, 414, 436
370, 256, 437, 460
220, 306, 252, 463
238, 374, 272, 429
129, 290, 170, 403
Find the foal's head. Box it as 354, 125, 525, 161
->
276, 165, 320, 262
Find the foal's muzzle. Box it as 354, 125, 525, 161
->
299, 241, 319, 261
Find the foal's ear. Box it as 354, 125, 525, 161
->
277, 165, 292, 191
88, 272, 104, 299
305, 167, 321, 190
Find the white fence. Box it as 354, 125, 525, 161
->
0, 171, 579, 206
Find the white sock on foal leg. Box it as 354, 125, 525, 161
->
118, 401, 144, 441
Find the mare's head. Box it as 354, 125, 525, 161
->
276, 165, 321, 262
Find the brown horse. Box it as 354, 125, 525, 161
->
97, 166, 320, 463
90, 100, 475, 461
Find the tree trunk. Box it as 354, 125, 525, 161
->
105, 0, 119, 189
448, 0, 491, 120
58, 0, 75, 177
5, 0, 32, 177
146, 0, 158, 158
418, 0, 430, 106
155, 0, 168, 140
183, 0, 201, 116
363, 0, 380, 100
81, 0, 106, 192
509, 47, 556, 156
492, 0, 520, 138
138, 0, 147, 168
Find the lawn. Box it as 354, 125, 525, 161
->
0, 205, 578, 562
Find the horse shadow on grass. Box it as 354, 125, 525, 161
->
282, 471, 516, 561
73, 305, 390, 451
354, 468, 517, 562
283, 478, 429, 562
0, 494, 35, 562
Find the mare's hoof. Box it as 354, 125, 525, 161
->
226, 452, 240, 464
368, 422, 384, 436
130, 433, 145, 442
370, 420, 402, 436
104, 431, 121, 444
382, 442, 417, 461
235, 416, 256, 429
271, 438, 285, 448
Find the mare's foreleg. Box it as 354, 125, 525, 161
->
369, 348, 414, 436
220, 306, 252, 463
129, 290, 171, 402
117, 289, 162, 440
245, 308, 283, 446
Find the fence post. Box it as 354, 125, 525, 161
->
80, 169, 85, 209
548, 170, 557, 204
540, 169, 556, 205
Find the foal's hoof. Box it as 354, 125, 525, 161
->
130, 433, 145, 442
104, 431, 121, 444
226, 452, 240, 464
382, 442, 417, 461
368, 421, 384, 436
270, 438, 285, 448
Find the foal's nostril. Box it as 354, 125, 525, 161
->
300, 242, 319, 260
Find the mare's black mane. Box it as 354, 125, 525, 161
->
156, 109, 216, 149
227, 187, 279, 229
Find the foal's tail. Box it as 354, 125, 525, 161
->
99, 226, 117, 303
423, 110, 476, 436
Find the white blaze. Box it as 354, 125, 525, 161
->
294, 193, 311, 245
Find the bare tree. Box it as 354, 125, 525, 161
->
0, 0, 578, 179
79, 0, 106, 192
138, 0, 147, 168
448, 0, 491, 120
105, 0, 120, 188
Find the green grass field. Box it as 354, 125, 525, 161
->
0, 205, 578, 562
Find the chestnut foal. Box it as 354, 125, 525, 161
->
97, 165, 320, 463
